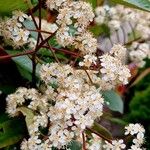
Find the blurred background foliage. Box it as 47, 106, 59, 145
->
124, 59, 150, 148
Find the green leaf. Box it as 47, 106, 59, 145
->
90, 122, 112, 140
13, 55, 33, 81
23, 20, 38, 39
17, 107, 35, 127
31, 0, 38, 5
0, 113, 26, 148
68, 141, 82, 150
111, 0, 150, 12
0, 0, 30, 16
102, 90, 124, 113
89, 24, 110, 37
85, 0, 97, 9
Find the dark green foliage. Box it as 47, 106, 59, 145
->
128, 87, 150, 122
125, 61, 150, 148
0, 113, 27, 148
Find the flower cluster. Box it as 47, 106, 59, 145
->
46, 0, 97, 67
3, 1, 143, 150
95, 5, 121, 31
99, 44, 131, 90
6, 63, 104, 149
94, 4, 150, 38
87, 134, 102, 150
102, 123, 145, 150
1, 11, 31, 47
125, 123, 145, 149
103, 139, 126, 150
129, 42, 150, 68
46, 0, 70, 11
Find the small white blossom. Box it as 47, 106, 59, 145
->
103, 139, 126, 150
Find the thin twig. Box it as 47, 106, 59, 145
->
46, 42, 60, 63
82, 132, 87, 150
31, 0, 42, 87
0, 49, 35, 60
84, 69, 93, 85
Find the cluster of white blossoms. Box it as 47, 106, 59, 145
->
95, 5, 121, 31
125, 123, 145, 150
102, 123, 145, 150
94, 4, 150, 69
0, 11, 59, 48
87, 134, 102, 150
94, 5, 150, 37
0, 11, 31, 47
3, 0, 146, 149
46, 0, 97, 68
46, 0, 70, 11
103, 139, 126, 150
6, 62, 105, 149
129, 42, 150, 68
99, 44, 131, 90
5, 53, 132, 149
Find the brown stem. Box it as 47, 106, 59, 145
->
0, 49, 35, 60
82, 132, 87, 150
27, 4, 39, 15
30, 0, 42, 87
84, 69, 93, 85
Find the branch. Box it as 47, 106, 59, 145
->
0, 49, 35, 60
82, 132, 87, 150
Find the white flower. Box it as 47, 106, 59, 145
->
129, 145, 143, 150
125, 123, 145, 149
125, 123, 145, 136
129, 42, 150, 68
108, 20, 121, 31
79, 54, 97, 68
74, 31, 97, 55
46, 0, 68, 10
103, 139, 126, 150
74, 114, 94, 130
99, 52, 131, 88
12, 28, 30, 42
110, 44, 127, 63
12, 10, 29, 22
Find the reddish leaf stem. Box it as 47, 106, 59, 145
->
0, 49, 35, 60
